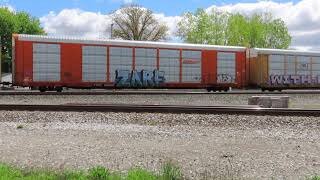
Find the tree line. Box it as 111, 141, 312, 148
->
0, 8, 44, 72
177, 8, 291, 49
0, 5, 292, 72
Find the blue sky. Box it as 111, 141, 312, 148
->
3, 0, 300, 17
1, 0, 318, 50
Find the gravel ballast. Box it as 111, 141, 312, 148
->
0, 111, 320, 179
1, 94, 320, 108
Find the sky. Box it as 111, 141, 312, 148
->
0, 0, 319, 50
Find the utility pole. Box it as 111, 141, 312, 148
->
110, 23, 114, 39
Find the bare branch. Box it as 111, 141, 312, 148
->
110, 6, 168, 41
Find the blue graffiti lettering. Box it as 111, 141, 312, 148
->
131, 70, 143, 87
153, 70, 165, 86
115, 69, 165, 88
142, 70, 154, 86
115, 70, 131, 87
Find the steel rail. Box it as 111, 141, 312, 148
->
1, 90, 320, 95
0, 104, 319, 116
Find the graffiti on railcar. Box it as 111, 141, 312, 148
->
217, 74, 235, 83
269, 75, 320, 85
115, 69, 165, 88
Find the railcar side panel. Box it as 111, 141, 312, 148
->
82, 45, 107, 82
260, 54, 269, 86
22, 41, 33, 86
33, 43, 60, 82
248, 56, 257, 86
159, 49, 180, 83
201, 50, 217, 85
181, 50, 202, 83
245, 50, 250, 87
61, 43, 82, 85
13, 37, 25, 85
134, 47, 158, 86
216, 52, 236, 86
236, 52, 246, 88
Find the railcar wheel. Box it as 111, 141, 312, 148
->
39, 87, 47, 92
206, 88, 214, 92
55, 87, 63, 92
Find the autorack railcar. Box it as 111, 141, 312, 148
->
12, 34, 248, 92
249, 48, 320, 91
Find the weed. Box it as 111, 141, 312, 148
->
88, 166, 109, 180
160, 161, 182, 180
16, 125, 23, 129
126, 168, 157, 180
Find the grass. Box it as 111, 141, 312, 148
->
0, 162, 182, 180
309, 176, 320, 180
1, 162, 319, 180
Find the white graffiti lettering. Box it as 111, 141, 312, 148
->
217, 74, 234, 83
269, 75, 320, 85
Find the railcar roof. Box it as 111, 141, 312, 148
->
15, 34, 246, 52
253, 48, 320, 56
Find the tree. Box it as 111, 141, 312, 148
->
0, 8, 45, 72
177, 9, 292, 49
0, 8, 16, 67
111, 5, 168, 41
177, 8, 228, 45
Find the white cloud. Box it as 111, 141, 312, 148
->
40, 8, 180, 41
123, 0, 133, 4
0, 3, 15, 12
40, 0, 320, 50
109, 0, 134, 4
153, 13, 181, 39
207, 0, 320, 50
40, 9, 112, 39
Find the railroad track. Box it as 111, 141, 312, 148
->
1, 90, 320, 95
0, 104, 319, 116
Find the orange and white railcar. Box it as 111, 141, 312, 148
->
249, 48, 320, 91
12, 34, 248, 92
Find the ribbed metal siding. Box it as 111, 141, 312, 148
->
217, 52, 236, 83
159, 49, 179, 83
82, 46, 107, 82
33, 43, 60, 82
286, 56, 296, 75
182, 50, 201, 83
135, 48, 157, 71
109, 47, 133, 82
312, 57, 320, 76
296, 56, 311, 76
269, 55, 285, 75
269, 55, 313, 76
